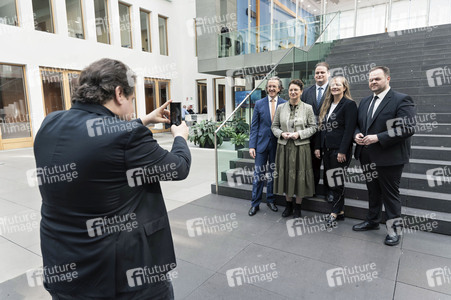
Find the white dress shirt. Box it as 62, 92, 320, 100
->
370, 87, 391, 117
327, 102, 338, 121
316, 83, 329, 100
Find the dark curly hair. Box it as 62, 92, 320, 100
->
71, 58, 136, 105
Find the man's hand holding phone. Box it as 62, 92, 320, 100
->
141, 100, 171, 126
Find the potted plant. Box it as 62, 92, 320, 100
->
230, 132, 249, 150
188, 120, 224, 148
232, 117, 250, 135
220, 125, 235, 141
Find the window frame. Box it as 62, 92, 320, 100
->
39, 67, 81, 116
65, 0, 86, 39
118, 1, 133, 49
0, 63, 33, 148
94, 0, 111, 44
158, 14, 169, 56
33, 0, 56, 33
139, 8, 152, 53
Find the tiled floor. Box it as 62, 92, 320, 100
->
1, 133, 451, 299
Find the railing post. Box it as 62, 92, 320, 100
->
215, 131, 218, 194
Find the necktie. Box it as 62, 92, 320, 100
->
365, 96, 378, 134
317, 87, 323, 106
271, 98, 276, 122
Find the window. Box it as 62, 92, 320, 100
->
94, 0, 110, 44
429, 0, 451, 26
144, 79, 156, 114
33, 0, 54, 33
66, 0, 84, 39
197, 80, 207, 114
391, 0, 428, 31
140, 10, 151, 52
144, 78, 170, 130
356, 0, 387, 37
0, 64, 31, 140
214, 78, 226, 115
41, 69, 66, 115
40, 68, 81, 115
0, 0, 19, 26
159, 81, 169, 104
119, 2, 132, 48
158, 15, 168, 55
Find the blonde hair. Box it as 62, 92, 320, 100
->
319, 76, 353, 125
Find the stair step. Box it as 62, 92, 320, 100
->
221, 164, 451, 195
412, 145, 451, 160
412, 135, 451, 147
229, 156, 451, 175
212, 181, 451, 235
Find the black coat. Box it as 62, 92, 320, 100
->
315, 97, 358, 156
354, 89, 416, 166
34, 102, 191, 297
301, 84, 329, 116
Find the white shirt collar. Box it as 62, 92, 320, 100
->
316, 82, 328, 90
373, 87, 391, 100
269, 95, 278, 102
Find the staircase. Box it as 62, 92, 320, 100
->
212, 23, 451, 235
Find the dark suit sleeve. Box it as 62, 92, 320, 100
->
339, 101, 358, 154
125, 124, 191, 181
271, 104, 283, 139
301, 89, 307, 103
314, 128, 321, 150
377, 95, 416, 148
354, 98, 366, 138
249, 102, 260, 149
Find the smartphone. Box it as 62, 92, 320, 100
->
165, 102, 182, 129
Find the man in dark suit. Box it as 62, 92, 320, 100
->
248, 77, 286, 216
33, 59, 191, 299
301, 62, 330, 200
352, 66, 416, 246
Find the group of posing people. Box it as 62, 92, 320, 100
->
248, 62, 416, 247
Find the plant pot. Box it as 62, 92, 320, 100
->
223, 136, 231, 142
202, 140, 215, 148
235, 144, 245, 150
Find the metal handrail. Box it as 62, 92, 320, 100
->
214, 12, 341, 194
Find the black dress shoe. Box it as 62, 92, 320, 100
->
336, 213, 345, 221
352, 221, 380, 231
267, 203, 278, 212
293, 209, 301, 218
293, 203, 302, 218
282, 201, 293, 217
248, 206, 259, 216
384, 234, 400, 246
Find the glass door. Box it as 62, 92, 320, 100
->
144, 78, 171, 132
40, 68, 81, 116
0, 64, 33, 150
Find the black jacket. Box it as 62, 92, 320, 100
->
34, 102, 191, 297
354, 89, 416, 166
315, 97, 358, 155
301, 84, 329, 116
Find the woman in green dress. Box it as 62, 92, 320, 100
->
271, 79, 317, 218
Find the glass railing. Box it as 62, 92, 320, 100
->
213, 12, 341, 193
218, 12, 340, 58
